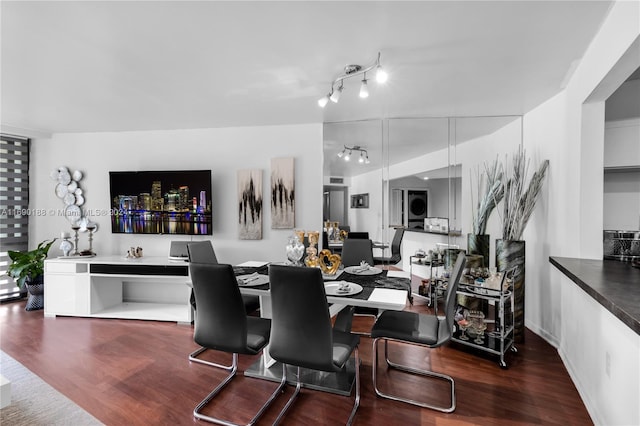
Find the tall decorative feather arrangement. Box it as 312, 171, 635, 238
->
470, 156, 504, 235
500, 147, 549, 241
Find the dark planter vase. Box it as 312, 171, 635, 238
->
24, 275, 44, 311
496, 239, 525, 343
467, 234, 490, 269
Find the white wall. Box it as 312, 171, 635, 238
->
605, 79, 640, 121
349, 167, 384, 242
604, 118, 640, 168
604, 169, 640, 230
455, 118, 523, 267
523, 2, 640, 424
29, 123, 323, 265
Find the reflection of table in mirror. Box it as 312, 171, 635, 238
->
327, 240, 343, 253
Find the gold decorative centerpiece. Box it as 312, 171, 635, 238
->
318, 249, 341, 275
304, 231, 320, 267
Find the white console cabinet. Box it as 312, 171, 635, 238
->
44, 256, 192, 323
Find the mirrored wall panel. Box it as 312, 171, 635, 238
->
322, 115, 522, 274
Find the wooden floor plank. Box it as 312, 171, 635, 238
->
0, 298, 592, 425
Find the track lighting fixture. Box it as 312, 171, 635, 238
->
337, 145, 369, 164
318, 52, 387, 108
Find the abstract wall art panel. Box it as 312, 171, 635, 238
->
271, 157, 295, 229
238, 169, 263, 240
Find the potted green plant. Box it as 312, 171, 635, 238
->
6, 239, 56, 311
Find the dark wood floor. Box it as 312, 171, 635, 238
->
0, 298, 592, 425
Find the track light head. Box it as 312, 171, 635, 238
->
376, 64, 388, 83
359, 78, 369, 98
330, 84, 343, 103
318, 95, 329, 108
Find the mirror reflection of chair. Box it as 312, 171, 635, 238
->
187, 241, 219, 264
371, 253, 466, 413
187, 241, 260, 367
373, 227, 405, 266
188, 263, 283, 425
341, 238, 374, 267
341, 238, 379, 334
346, 231, 369, 239
268, 265, 361, 425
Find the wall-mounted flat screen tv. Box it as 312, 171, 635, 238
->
109, 170, 212, 235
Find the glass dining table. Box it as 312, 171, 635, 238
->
232, 261, 409, 395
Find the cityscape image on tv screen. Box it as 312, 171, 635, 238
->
109, 170, 212, 235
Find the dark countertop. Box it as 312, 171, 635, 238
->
549, 257, 640, 335
405, 228, 463, 237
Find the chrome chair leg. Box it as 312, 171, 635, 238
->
274, 351, 361, 426
189, 346, 234, 370
373, 337, 456, 413
273, 364, 302, 426
346, 347, 360, 426
194, 353, 287, 425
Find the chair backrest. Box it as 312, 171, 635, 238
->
187, 241, 218, 264
390, 228, 405, 256
341, 238, 374, 266
268, 265, 335, 371
189, 263, 248, 353
322, 231, 329, 251
347, 232, 369, 239
438, 253, 467, 343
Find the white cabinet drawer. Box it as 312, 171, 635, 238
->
45, 261, 88, 274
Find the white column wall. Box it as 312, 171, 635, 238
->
29, 123, 323, 266
523, 2, 640, 425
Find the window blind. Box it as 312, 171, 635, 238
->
0, 134, 30, 300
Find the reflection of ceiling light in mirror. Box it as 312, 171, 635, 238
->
338, 145, 369, 165
317, 52, 386, 107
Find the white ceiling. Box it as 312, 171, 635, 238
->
1, 1, 614, 136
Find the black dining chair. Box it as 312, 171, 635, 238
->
373, 227, 405, 265
341, 238, 374, 267
370, 253, 466, 413
187, 241, 261, 367
268, 265, 361, 425
188, 263, 284, 425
